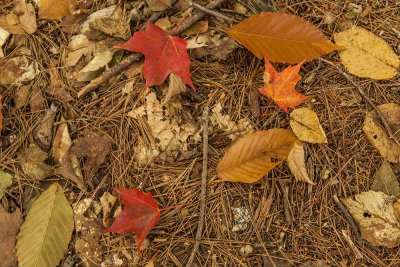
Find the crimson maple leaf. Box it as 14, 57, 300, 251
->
115, 22, 195, 90
259, 57, 310, 113
103, 188, 160, 252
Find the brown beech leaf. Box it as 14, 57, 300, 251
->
217, 129, 297, 183
0, 205, 23, 267
287, 141, 314, 185
227, 12, 342, 63
71, 130, 113, 179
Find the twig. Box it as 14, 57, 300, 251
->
186, 0, 237, 23
78, 0, 228, 98
186, 106, 209, 267
282, 185, 293, 226
320, 58, 400, 147
333, 195, 380, 253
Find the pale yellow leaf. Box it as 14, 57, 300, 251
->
38, 0, 76, 20
341, 191, 400, 248
334, 26, 400, 80
287, 142, 314, 185
0, 170, 13, 199
289, 107, 327, 143
217, 129, 297, 183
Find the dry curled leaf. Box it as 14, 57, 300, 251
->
0, 205, 23, 267
217, 129, 297, 183
162, 73, 186, 105
34, 104, 57, 151
334, 26, 400, 80
370, 161, 400, 197
341, 191, 400, 248
363, 103, 400, 163
290, 107, 327, 143
287, 142, 314, 185
228, 12, 341, 63
20, 144, 53, 180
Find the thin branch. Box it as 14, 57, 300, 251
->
185, 106, 209, 267
186, 0, 237, 23
320, 58, 400, 147
78, 0, 228, 98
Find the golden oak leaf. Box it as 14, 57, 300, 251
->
259, 57, 310, 113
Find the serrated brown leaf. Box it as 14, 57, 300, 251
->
227, 12, 342, 63
0, 205, 23, 267
217, 129, 297, 183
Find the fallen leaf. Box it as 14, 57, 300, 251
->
217, 129, 298, 183
115, 22, 195, 90
76, 50, 115, 82
15, 86, 45, 112
145, 257, 156, 267
20, 144, 53, 180
145, 0, 171, 11
0, 205, 23, 267
15, 0, 37, 34
103, 188, 160, 253
87, 17, 131, 40
190, 36, 238, 60
100, 191, 117, 227
162, 73, 187, 105
334, 26, 400, 79
0, 170, 13, 199
300, 260, 332, 267
182, 21, 209, 36
290, 107, 327, 143
71, 130, 113, 179
34, 104, 57, 151
16, 183, 74, 267
47, 60, 73, 102
259, 57, 311, 113
38, 0, 76, 20
287, 142, 314, 184
154, 17, 172, 31
0, 95, 2, 133
227, 12, 341, 63
0, 28, 10, 58
341, 191, 400, 248
0, 56, 29, 85
371, 161, 400, 197
363, 103, 400, 163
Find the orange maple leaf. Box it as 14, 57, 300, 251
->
259, 57, 310, 113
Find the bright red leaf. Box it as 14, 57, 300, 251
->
259, 57, 310, 113
115, 22, 195, 90
103, 188, 160, 252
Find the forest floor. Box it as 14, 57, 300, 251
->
1, 0, 400, 266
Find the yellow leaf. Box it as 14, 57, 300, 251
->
289, 107, 327, 143
217, 129, 297, 183
227, 12, 342, 63
38, 0, 76, 20
334, 26, 400, 80
287, 142, 314, 185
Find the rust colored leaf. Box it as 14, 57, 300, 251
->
227, 12, 342, 63
217, 129, 298, 183
259, 57, 310, 113
0, 205, 23, 267
103, 188, 160, 253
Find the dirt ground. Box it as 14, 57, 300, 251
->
1, 0, 400, 266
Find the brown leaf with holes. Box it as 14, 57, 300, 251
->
217, 129, 297, 183
71, 130, 113, 179
0, 205, 23, 267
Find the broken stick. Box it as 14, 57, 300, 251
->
77, 0, 228, 98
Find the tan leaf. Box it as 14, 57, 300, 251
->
182, 21, 209, 36
34, 104, 57, 151
371, 161, 400, 197
0, 56, 29, 85
162, 73, 187, 105
334, 26, 400, 80
15, 0, 37, 34
100, 191, 117, 227
289, 107, 327, 143
38, 0, 76, 20
341, 191, 400, 248
155, 17, 172, 31
20, 144, 53, 180
52, 119, 72, 165
363, 103, 400, 163
0, 205, 23, 267
145, 0, 171, 12
287, 142, 314, 184
217, 129, 297, 183
227, 12, 342, 63
0, 95, 2, 133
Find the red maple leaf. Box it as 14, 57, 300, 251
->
115, 22, 195, 90
259, 57, 310, 113
103, 188, 160, 252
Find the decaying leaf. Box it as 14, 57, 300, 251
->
46, 60, 74, 103
14, 86, 45, 112
145, 0, 171, 11
259, 57, 310, 113
0, 26, 10, 58
371, 161, 400, 197
363, 103, 400, 163
76, 50, 115, 82
0, 56, 30, 85
162, 73, 187, 105
16, 183, 74, 267
0, 205, 23, 267
38, 0, 76, 20
34, 104, 57, 151
182, 21, 209, 36
217, 129, 297, 183
0, 95, 2, 133
20, 144, 53, 180
290, 107, 327, 143
287, 142, 314, 185
228, 12, 341, 63
0, 170, 13, 199
300, 260, 332, 267
15, 0, 37, 34
103, 188, 161, 253
71, 130, 113, 179
334, 26, 400, 80
341, 191, 400, 248
100, 191, 117, 227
